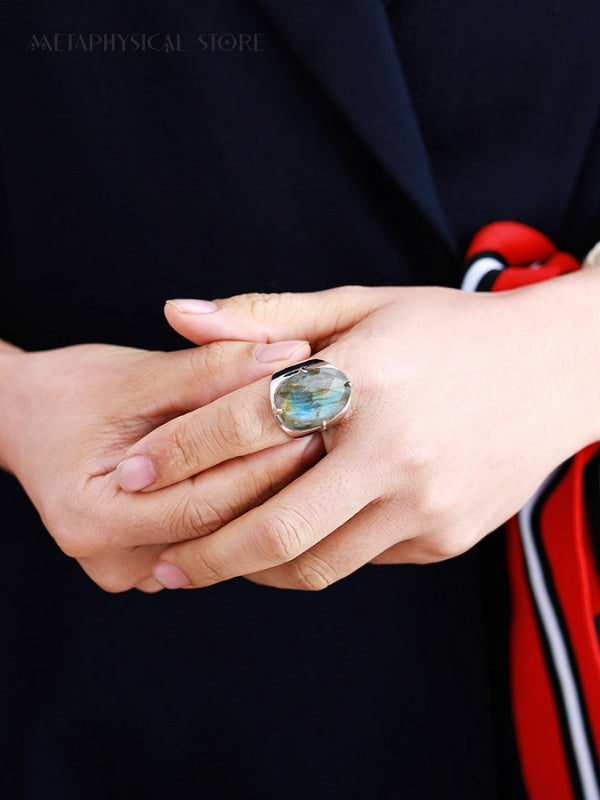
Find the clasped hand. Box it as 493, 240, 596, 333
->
0, 338, 319, 592
114, 280, 597, 591
6, 278, 594, 593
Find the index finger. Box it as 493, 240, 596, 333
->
116, 340, 312, 492
117, 376, 293, 492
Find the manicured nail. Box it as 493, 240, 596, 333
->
166, 299, 219, 314
117, 454, 157, 492
254, 340, 309, 363
153, 562, 191, 590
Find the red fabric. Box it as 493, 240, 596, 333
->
541, 448, 600, 747
492, 251, 580, 290
465, 220, 558, 265
464, 221, 600, 800
506, 513, 574, 799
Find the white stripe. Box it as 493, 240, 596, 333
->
519, 470, 600, 800
460, 256, 505, 292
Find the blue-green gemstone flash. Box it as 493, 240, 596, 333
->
273, 363, 351, 432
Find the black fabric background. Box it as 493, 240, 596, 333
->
1, 1, 599, 797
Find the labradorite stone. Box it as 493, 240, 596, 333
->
273, 363, 351, 432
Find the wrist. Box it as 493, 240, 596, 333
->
0, 342, 28, 473
503, 266, 600, 455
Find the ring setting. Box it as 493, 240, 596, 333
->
270, 359, 352, 437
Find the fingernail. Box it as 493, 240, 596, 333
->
117, 455, 157, 492
254, 340, 309, 363
153, 562, 191, 590
166, 299, 219, 314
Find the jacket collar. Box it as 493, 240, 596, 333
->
253, 0, 457, 254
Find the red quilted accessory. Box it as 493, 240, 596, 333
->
462, 222, 600, 800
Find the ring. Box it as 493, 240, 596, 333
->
270, 359, 352, 437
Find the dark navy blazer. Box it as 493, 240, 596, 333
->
1, 1, 600, 797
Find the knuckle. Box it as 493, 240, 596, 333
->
56, 534, 88, 559
168, 422, 204, 474
411, 528, 472, 563
230, 291, 280, 316
244, 458, 284, 505
170, 495, 230, 541
41, 500, 96, 559
44, 512, 78, 556
260, 507, 311, 563
190, 498, 229, 535
52, 531, 84, 558
288, 555, 335, 591
218, 397, 265, 452
189, 340, 227, 385
409, 480, 453, 527
380, 435, 454, 525
249, 291, 278, 317
224, 291, 291, 336
185, 548, 230, 586
238, 456, 274, 499
386, 432, 436, 482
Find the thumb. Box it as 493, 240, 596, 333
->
164, 286, 386, 346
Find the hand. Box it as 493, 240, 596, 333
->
118, 277, 600, 590
0, 338, 321, 592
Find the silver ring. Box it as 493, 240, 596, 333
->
269, 358, 352, 437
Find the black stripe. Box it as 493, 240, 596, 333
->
583, 450, 600, 585
463, 249, 509, 270
475, 269, 503, 292
523, 461, 600, 798
461, 250, 506, 292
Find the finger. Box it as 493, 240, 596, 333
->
75, 436, 324, 593
117, 339, 357, 492
127, 338, 311, 419
164, 285, 389, 347
245, 495, 464, 588
244, 501, 405, 589
117, 375, 290, 491
151, 445, 377, 589
70, 434, 325, 563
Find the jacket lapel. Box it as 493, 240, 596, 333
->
252, 0, 457, 253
